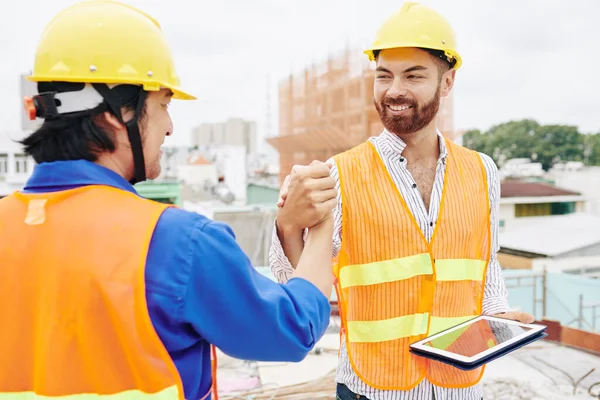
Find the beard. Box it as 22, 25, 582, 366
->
374, 84, 441, 135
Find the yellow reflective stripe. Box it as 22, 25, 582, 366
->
427, 324, 471, 350
339, 253, 432, 289
347, 313, 429, 343
435, 259, 486, 282
429, 315, 478, 336
0, 385, 178, 399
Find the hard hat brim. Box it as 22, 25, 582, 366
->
25, 75, 196, 100
363, 43, 462, 70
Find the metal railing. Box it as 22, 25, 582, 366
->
568, 295, 600, 332
504, 268, 599, 333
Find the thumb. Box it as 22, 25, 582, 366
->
277, 175, 291, 207
495, 311, 535, 324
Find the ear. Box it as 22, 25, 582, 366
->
102, 111, 125, 131
440, 68, 456, 98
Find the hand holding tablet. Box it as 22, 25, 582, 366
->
409, 315, 547, 371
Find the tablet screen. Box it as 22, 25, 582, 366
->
421, 318, 534, 357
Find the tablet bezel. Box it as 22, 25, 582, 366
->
409, 315, 546, 364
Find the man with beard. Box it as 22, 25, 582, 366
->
270, 2, 534, 400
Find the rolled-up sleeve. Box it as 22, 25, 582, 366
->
269, 158, 343, 284
182, 219, 331, 362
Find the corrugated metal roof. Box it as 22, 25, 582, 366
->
499, 213, 600, 256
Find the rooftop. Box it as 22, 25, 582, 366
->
216, 329, 600, 400
501, 180, 581, 198
499, 213, 600, 257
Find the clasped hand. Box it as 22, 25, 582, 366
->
276, 160, 337, 234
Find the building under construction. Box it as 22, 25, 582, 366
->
267, 48, 457, 184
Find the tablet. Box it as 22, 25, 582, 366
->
409, 315, 547, 370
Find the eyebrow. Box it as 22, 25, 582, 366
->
403, 65, 428, 73
375, 65, 428, 74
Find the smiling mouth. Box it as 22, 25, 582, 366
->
386, 104, 412, 112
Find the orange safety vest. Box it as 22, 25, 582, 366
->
0, 185, 217, 400
332, 138, 492, 390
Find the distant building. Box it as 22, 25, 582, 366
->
498, 213, 600, 273
499, 179, 586, 230
499, 158, 545, 180
549, 163, 600, 217
191, 118, 258, 155
0, 132, 35, 198
496, 178, 600, 273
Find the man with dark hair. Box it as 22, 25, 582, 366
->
272, 2, 534, 399
0, 1, 337, 400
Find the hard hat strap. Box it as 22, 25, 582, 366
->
126, 91, 148, 184
91, 83, 148, 184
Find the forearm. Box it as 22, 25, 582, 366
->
187, 220, 331, 362
269, 212, 342, 286
291, 218, 333, 298
482, 258, 511, 315
276, 221, 305, 269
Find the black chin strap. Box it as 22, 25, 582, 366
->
92, 83, 148, 184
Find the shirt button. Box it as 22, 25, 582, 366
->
412, 183, 417, 188
400, 157, 405, 162
430, 222, 434, 227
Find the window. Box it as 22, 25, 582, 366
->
515, 202, 576, 217
15, 154, 28, 174
0, 154, 7, 174
515, 203, 551, 217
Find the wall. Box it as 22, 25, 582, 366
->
497, 252, 534, 269
499, 203, 515, 229
504, 269, 600, 333
212, 207, 276, 266
549, 167, 600, 216
191, 118, 257, 155
539, 318, 600, 355
247, 184, 279, 205
177, 164, 218, 186
531, 255, 600, 273
557, 242, 600, 258
134, 181, 182, 206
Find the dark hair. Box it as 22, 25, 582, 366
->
20, 82, 146, 164
373, 48, 455, 76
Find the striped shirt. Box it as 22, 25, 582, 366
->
269, 130, 511, 400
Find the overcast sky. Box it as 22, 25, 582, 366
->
1, 0, 598, 151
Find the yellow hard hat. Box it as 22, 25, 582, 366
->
27, 0, 195, 100
364, 1, 462, 70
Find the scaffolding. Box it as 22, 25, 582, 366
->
267, 47, 456, 184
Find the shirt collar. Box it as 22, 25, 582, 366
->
380, 128, 449, 162
23, 160, 138, 194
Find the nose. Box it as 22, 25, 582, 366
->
386, 77, 408, 99
166, 115, 174, 136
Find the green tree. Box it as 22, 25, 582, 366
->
462, 129, 489, 154
462, 119, 591, 170
532, 125, 583, 170
486, 119, 540, 166
583, 133, 600, 166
